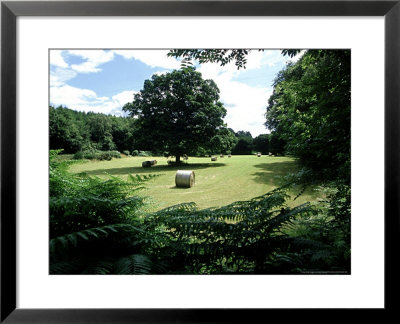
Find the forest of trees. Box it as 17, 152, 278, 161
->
49, 106, 136, 154
49, 110, 281, 159
49, 105, 285, 159
50, 49, 351, 275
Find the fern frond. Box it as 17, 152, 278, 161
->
114, 254, 153, 274
81, 259, 115, 275
50, 258, 85, 274
50, 223, 144, 255
310, 250, 332, 263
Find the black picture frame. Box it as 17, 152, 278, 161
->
1, 0, 399, 322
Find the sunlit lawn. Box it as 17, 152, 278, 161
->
69, 155, 322, 212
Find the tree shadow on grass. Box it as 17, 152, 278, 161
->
251, 161, 298, 186
252, 161, 322, 200
80, 162, 227, 177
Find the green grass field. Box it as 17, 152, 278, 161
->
68, 155, 322, 212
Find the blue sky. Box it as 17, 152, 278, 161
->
50, 49, 301, 137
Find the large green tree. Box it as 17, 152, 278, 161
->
123, 68, 227, 163
265, 50, 350, 183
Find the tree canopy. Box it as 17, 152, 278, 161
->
168, 49, 301, 69
265, 50, 351, 183
123, 67, 227, 162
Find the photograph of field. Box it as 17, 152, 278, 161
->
49, 49, 350, 275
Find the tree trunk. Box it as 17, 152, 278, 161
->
176, 155, 181, 164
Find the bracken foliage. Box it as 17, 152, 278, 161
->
50, 150, 349, 274
142, 188, 314, 274
50, 150, 161, 274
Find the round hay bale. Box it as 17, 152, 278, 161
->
257, 153, 261, 157
211, 156, 217, 161
268, 152, 272, 156
175, 170, 195, 188
150, 160, 157, 166
220, 154, 224, 158
142, 161, 152, 168
228, 154, 231, 158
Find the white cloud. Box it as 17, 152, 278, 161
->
112, 90, 137, 107
219, 81, 271, 137
50, 50, 68, 68
197, 52, 277, 137
50, 67, 77, 87
49, 50, 115, 89
113, 50, 181, 70
243, 50, 265, 70
68, 50, 115, 73
262, 50, 288, 67
50, 85, 100, 106
50, 85, 136, 116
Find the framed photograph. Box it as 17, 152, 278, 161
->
1, 0, 399, 322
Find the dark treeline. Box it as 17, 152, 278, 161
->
49, 105, 280, 157
230, 131, 285, 155
49, 106, 136, 154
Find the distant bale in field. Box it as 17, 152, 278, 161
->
142, 160, 157, 167
228, 154, 231, 158
220, 154, 224, 158
257, 153, 261, 157
175, 170, 195, 188
211, 156, 217, 161
268, 152, 272, 156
